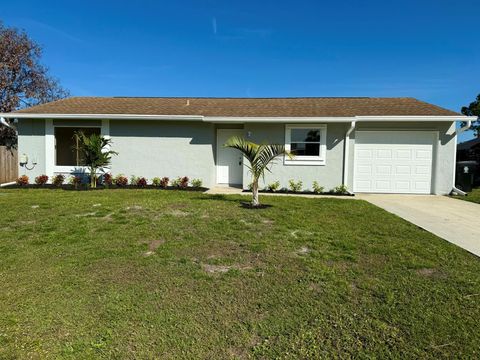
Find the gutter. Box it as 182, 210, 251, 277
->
0, 113, 477, 123
343, 121, 356, 194
451, 120, 473, 196
0, 113, 204, 121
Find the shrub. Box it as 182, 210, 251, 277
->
160, 177, 169, 189
34, 175, 48, 186
137, 177, 148, 188
52, 174, 65, 187
312, 181, 324, 194
114, 174, 128, 187
16, 175, 29, 186
130, 175, 140, 186
103, 173, 113, 186
68, 175, 82, 188
288, 179, 303, 192
152, 177, 162, 187
191, 178, 202, 188
267, 181, 280, 192
332, 184, 348, 195
172, 176, 189, 189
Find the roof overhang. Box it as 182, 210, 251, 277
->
0, 113, 476, 123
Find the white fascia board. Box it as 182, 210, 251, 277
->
355, 115, 477, 122
203, 116, 355, 123
0, 113, 204, 121
1, 113, 475, 123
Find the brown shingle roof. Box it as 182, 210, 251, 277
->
13, 97, 460, 117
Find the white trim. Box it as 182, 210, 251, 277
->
216, 128, 244, 184
2, 112, 475, 123
1, 113, 203, 120
284, 124, 327, 166
45, 119, 54, 178
354, 115, 476, 122
352, 129, 439, 194
207, 116, 355, 123
47, 121, 109, 174
343, 121, 356, 189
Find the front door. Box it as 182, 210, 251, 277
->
216, 129, 243, 185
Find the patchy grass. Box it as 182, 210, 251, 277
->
0, 189, 479, 359
451, 188, 480, 204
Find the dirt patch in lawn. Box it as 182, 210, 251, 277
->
75, 212, 97, 217
168, 209, 189, 217
416, 268, 447, 279
142, 239, 165, 256
296, 246, 310, 255
126, 205, 143, 211
202, 263, 253, 274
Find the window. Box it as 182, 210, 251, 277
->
55, 127, 101, 166
285, 125, 327, 165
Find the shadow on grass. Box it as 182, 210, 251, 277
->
195, 194, 273, 209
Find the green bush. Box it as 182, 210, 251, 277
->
312, 181, 324, 194
191, 178, 202, 188
152, 177, 162, 187
267, 181, 281, 192
130, 176, 140, 186
332, 184, 348, 194
288, 179, 303, 192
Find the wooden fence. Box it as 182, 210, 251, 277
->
0, 146, 18, 184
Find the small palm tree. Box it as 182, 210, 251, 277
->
224, 136, 292, 207
73, 132, 118, 188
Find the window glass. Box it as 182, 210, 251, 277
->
290, 142, 320, 156
55, 127, 101, 166
290, 129, 320, 143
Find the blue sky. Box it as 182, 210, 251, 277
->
2, 0, 479, 140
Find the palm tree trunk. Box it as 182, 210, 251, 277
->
252, 179, 260, 207
90, 166, 96, 188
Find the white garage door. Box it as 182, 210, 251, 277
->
354, 131, 436, 194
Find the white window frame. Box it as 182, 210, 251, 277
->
284, 124, 327, 166
45, 119, 110, 176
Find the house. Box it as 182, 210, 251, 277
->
457, 137, 480, 162
0, 97, 475, 194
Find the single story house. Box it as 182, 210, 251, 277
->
0, 97, 476, 194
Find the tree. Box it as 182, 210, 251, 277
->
224, 136, 292, 207
0, 22, 69, 148
73, 132, 118, 188
461, 94, 480, 137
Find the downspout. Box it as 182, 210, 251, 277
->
343, 121, 356, 194
451, 120, 472, 196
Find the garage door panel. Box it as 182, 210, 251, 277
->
354, 131, 434, 194
395, 149, 413, 160
356, 149, 373, 160
377, 149, 393, 159
375, 180, 392, 192
376, 165, 392, 175
415, 149, 432, 160
414, 165, 430, 175
395, 181, 411, 191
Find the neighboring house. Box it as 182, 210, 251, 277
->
457, 137, 480, 162
0, 97, 476, 194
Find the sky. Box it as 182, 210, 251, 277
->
1, 0, 479, 141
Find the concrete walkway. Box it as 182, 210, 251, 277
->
357, 194, 480, 257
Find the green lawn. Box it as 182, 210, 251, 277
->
1, 189, 479, 359
452, 188, 480, 204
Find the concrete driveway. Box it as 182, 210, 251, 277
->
357, 194, 480, 257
